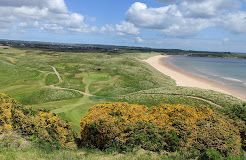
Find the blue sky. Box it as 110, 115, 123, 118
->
0, 0, 246, 52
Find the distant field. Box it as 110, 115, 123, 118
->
0, 47, 244, 131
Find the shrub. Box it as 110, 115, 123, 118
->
126, 122, 179, 152
200, 149, 223, 160
0, 93, 76, 149
150, 105, 241, 157
80, 102, 242, 157
221, 103, 246, 152
80, 103, 150, 151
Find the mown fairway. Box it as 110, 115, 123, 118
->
0, 47, 244, 131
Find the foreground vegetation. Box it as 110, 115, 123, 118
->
0, 47, 245, 159
80, 103, 243, 158
1, 94, 245, 159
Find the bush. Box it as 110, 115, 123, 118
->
80, 103, 150, 151
127, 122, 179, 152
150, 105, 241, 157
200, 149, 223, 160
222, 103, 246, 152
80, 103, 242, 158
0, 93, 76, 149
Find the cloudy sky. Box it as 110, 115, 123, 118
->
0, 0, 246, 52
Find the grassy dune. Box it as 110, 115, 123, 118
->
0, 47, 245, 159
0, 47, 244, 131
0, 48, 165, 130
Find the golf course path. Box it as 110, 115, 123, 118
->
125, 91, 223, 108
185, 95, 222, 108
51, 66, 63, 83
48, 85, 94, 97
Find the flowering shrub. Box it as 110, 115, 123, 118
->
80, 102, 241, 157
80, 103, 152, 151
0, 93, 76, 149
150, 104, 241, 157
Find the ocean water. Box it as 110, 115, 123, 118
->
168, 56, 246, 97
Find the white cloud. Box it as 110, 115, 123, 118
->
0, 0, 67, 13
116, 21, 139, 35
179, 0, 241, 18
0, 0, 95, 33
134, 37, 144, 43
125, 1, 246, 36
100, 24, 115, 33
220, 12, 246, 33
126, 2, 182, 29
1, 0, 246, 41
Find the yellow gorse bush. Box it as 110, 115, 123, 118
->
0, 93, 76, 149
80, 102, 241, 157
80, 103, 150, 147
0, 95, 14, 132
150, 104, 241, 156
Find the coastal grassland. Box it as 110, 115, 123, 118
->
0, 47, 169, 130
0, 47, 245, 159
0, 94, 165, 160
0, 47, 245, 130
1, 93, 245, 160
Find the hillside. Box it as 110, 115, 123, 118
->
0, 47, 245, 159
1, 94, 245, 159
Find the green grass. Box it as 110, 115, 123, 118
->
0, 147, 168, 160
45, 73, 59, 85
0, 47, 245, 159
0, 48, 170, 132
0, 47, 244, 132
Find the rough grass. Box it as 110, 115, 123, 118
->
0, 47, 244, 132
0, 147, 167, 160
45, 73, 59, 85
0, 48, 245, 159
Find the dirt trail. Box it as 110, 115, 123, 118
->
185, 95, 222, 108
51, 66, 62, 83
48, 67, 95, 97
48, 85, 94, 97
125, 91, 223, 108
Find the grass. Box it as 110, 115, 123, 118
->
0, 49, 174, 126
0, 47, 245, 159
45, 73, 59, 85
0, 147, 167, 160
0, 47, 244, 131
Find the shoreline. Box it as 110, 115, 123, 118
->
144, 55, 245, 101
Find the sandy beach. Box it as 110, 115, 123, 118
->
144, 55, 245, 100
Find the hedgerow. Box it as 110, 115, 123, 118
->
80, 102, 242, 158
0, 93, 76, 149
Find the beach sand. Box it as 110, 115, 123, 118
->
144, 55, 245, 101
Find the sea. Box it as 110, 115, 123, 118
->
168, 56, 246, 98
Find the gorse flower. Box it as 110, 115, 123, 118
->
0, 93, 76, 149
80, 102, 241, 157
0, 93, 243, 157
